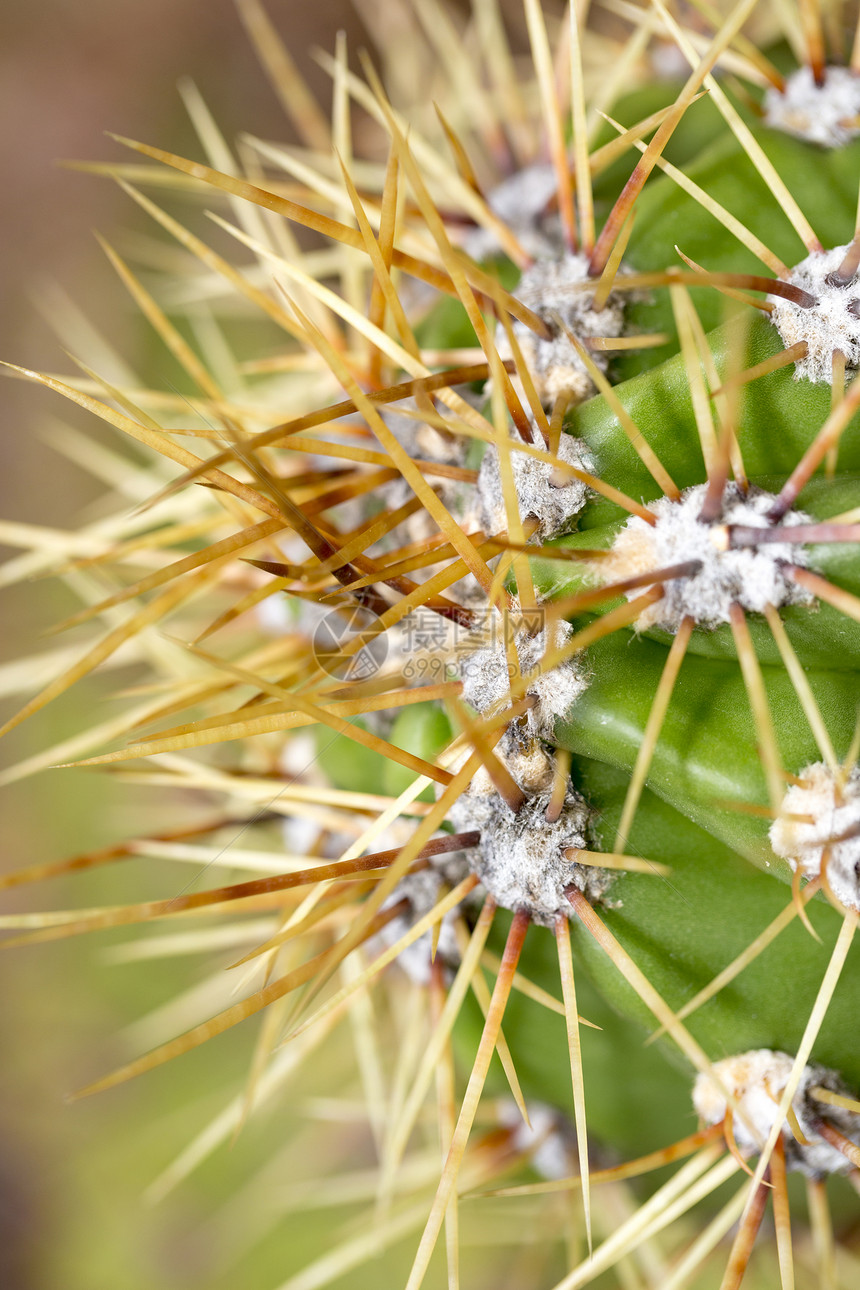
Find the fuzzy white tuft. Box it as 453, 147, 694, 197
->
380, 402, 474, 543
764, 66, 860, 149
602, 483, 813, 631
770, 762, 860, 911
771, 244, 860, 384
373, 848, 475, 985
463, 163, 562, 262
449, 782, 609, 926
496, 252, 628, 407
475, 425, 593, 540
459, 618, 590, 742
693, 1049, 860, 1177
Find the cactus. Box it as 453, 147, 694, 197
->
7, 0, 860, 1286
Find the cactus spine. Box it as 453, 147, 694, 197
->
6, 1, 860, 1287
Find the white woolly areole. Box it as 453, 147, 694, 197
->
379, 403, 474, 543
693, 1049, 860, 1177
476, 426, 593, 540
770, 244, 860, 384
495, 252, 627, 407
449, 784, 610, 927
373, 849, 473, 985
764, 65, 860, 149
459, 619, 589, 742
463, 163, 562, 262
459, 736, 557, 800
603, 483, 813, 631
769, 762, 860, 911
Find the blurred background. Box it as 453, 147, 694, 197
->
0, 3, 369, 1286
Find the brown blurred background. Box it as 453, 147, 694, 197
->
1, 0, 368, 527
